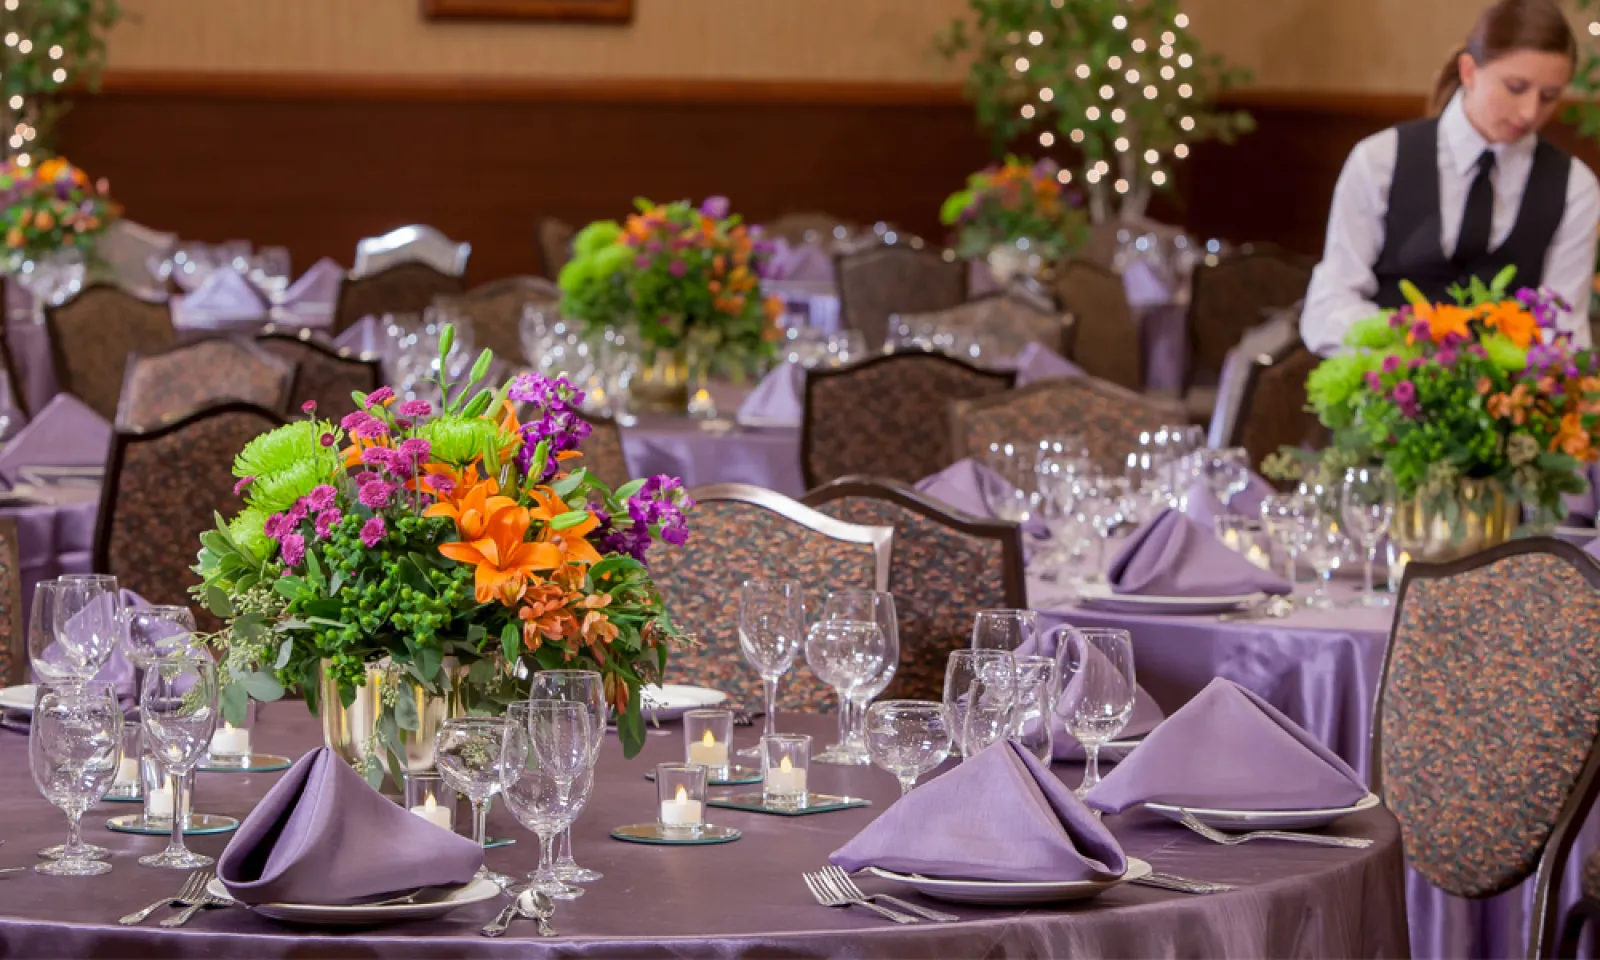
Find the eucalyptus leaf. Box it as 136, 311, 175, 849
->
244, 671, 285, 702
501, 623, 520, 664
394, 689, 420, 732
221, 682, 249, 726
204, 584, 234, 618
273, 638, 294, 671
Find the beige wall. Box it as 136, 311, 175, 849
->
102, 0, 1523, 94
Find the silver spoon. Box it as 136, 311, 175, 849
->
517, 889, 557, 937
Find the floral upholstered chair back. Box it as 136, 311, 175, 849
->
894, 291, 1072, 359
1376, 543, 1600, 954
1053, 259, 1142, 392
46, 284, 177, 423
805, 479, 1025, 702
803, 353, 1014, 489
1186, 245, 1313, 388
575, 414, 631, 493
331, 261, 465, 337
457, 276, 559, 368
951, 376, 1183, 475
650, 485, 892, 713
352, 224, 471, 279
1231, 341, 1327, 473
835, 245, 967, 352
0, 518, 22, 686
117, 338, 296, 432
256, 329, 382, 424
95, 403, 286, 632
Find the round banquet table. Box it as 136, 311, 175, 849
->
3, 487, 99, 624
0, 708, 1407, 958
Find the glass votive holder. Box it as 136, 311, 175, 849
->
106, 721, 143, 800
656, 762, 709, 839
1387, 543, 1410, 594
1213, 515, 1274, 572
403, 771, 458, 832
141, 758, 193, 826
683, 709, 733, 779
205, 700, 256, 767
762, 733, 811, 811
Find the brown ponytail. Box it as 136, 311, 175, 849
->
1429, 0, 1578, 116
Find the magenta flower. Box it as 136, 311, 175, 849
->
669, 260, 688, 278
314, 508, 342, 539
285, 500, 309, 526
263, 513, 290, 540
353, 417, 389, 441
301, 401, 317, 415
397, 400, 431, 418
700, 195, 730, 219
360, 516, 386, 548
320, 433, 335, 448
358, 480, 396, 510
354, 470, 383, 487
399, 438, 431, 461
233, 476, 254, 497
306, 484, 337, 511
1392, 381, 1417, 405
366, 386, 394, 406
1365, 371, 1383, 392
340, 410, 371, 433
634, 254, 652, 270
1436, 348, 1457, 367
279, 533, 306, 568
425, 473, 456, 497
1380, 355, 1400, 374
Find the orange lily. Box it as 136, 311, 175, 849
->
519, 582, 581, 650
423, 473, 516, 541
1478, 302, 1538, 349
439, 505, 562, 605
528, 488, 604, 567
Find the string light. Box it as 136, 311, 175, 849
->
16, 39, 29, 54
1075, 63, 1091, 79
1144, 85, 1158, 99
50, 68, 65, 83
1159, 44, 1174, 58
1151, 170, 1168, 186
1112, 15, 1128, 28
1131, 38, 1147, 52
1114, 179, 1130, 194
1057, 170, 1073, 184
48, 45, 63, 59
1178, 53, 1193, 68
1039, 87, 1054, 102
1161, 65, 1176, 80
1590, 21, 1600, 36
1086, 169, 1103, 184
1086, 106, 1101, 120
1174, 144, 1190, 158
1099, 84, 1115, 100
1110, 108, 1125, 122
3, 32, 15, 47
1020, 104, 1036, 119
1180, 116, 1196, 131
7, 96, 20, 110
1114, 137, 1130, 152
1094, 160, 1110, 175
2, 0, 15, 10
1178, 83, 1193, 98
1028, 30, 1044, 45
1161, 31, 1176, 43
1015, 56, 1030, 72
1144, 149, 1160, 163
1070, 128, 1086, 142
1125, 68, 1140, 83
1174, 13, 1190, 27
1107, 55, 1123, 70
1039, 131, 1055, 146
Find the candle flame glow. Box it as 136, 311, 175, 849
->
675, 785, 688, 802
701, 729, 716, 747
780, 755, 793, 772
424, 792, 437, 811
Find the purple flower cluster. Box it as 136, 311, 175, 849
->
509, 373, 591, 482
593, 474, 692, 564
1516, 286, 1571, 330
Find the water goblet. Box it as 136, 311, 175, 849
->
865, 700, 952, 795
1341, 467, 1397, 607
30, 682, 122, 876
1202, 448, 1251, 514
53, 575, 124, 679
122, 605, 199, 715
1056, 627, 1135, 798
1011, 655, 1060, 764
138, 654, 218, 869
433, 717, 511, 886
500, 712, 592, 901
1297, 507, 1347, 609
735, 580, 804, 759
1261, 493, 1314, 587
29, 581, 86, 683
805, 619, 887, 765
942, 649, 1017, 759
970, 609, 1039, 653
819, 590, 899, 765
528, 669, 608, 884
983, 442, 1038, 523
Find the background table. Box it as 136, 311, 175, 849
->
0, 708, 1405, 958
4, 487, 98, 624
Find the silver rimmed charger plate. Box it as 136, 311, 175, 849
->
207, 875, 499, 926
868, 858, 1152, 905
1144, 792, 1382, 830
1075, 584, 1259, 615
106, 813, 239, 836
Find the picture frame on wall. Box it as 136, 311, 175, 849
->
422, 0, 634, 22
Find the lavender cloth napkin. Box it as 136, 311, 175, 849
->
1013, 629, 1164, 762
766, 240, 835, 284
1086, 677, 1368, 813
1108, 508, 1291, 597
915, 458, 1049, 540
274, 258, 343, 328
173, 269, 268, 331
735, 361, 805, 428
219, 747, 483, 905
1181, 474, 1275, 531
0, 394, 110, 485
1010, 342, 1085, 386
830, 739, 1127, 882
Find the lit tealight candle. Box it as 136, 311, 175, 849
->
659, 784, 703, 827
765, 755, 807, 797
113, 757, 140, 788
147, 775, 190, 820
411, 791, 453, 830
1245, 544, 1271, 571
687, 728, 729, 771
209, 721, 251, 758
1220, 528, 1241, 550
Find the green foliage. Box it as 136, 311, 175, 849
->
940, 155, 1089, 260
0, 0, 120, 156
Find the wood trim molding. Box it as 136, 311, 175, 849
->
421, 0, 635, 22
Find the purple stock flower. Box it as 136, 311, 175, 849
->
306, 484, 337, 511
669, 260, 688, 278
397, 400, 432, 418
233, 476, 254, 497
279, 534, 306, 568
358, 480, 396, 510
366, 386, 395, 405
1380, 355, 1401, 374
699, 195, 730, 219
360, 516, 386, 548
314, 508, 342, 539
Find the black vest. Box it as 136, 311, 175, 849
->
1373, 117, 1570, 309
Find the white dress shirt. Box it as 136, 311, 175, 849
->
1300, 92, 1599, 354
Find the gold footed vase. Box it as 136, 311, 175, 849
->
318, 657, 470, 784
630, 349, 690, 414
1389, 478, 1520, 564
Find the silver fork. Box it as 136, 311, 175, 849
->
519, 889, 557, 937
160, 875, 233, 928
803, 870, 918, 924
1178, 811, 1373, 849
1132, 871, 1237, 895
119, 870, 209, 925
824, 867, 960, 923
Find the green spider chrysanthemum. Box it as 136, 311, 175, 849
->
573, 220, 622, 258
227, 507, 273, 563
417, 415, 507, 466
1481, 333, 1528, 372
233, 420, 332, 479
1306, 351, 1382, 429
246, 459, 335, 514
1344, 314, 1403, 350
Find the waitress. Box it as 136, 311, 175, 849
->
1301, 0, 1599, 355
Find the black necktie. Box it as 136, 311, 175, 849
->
1455, 149, 1496, 265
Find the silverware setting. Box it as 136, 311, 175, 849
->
119, 869, 210, 925
1132, 871, 1237, 895
828, 867, 960, 923
1217, 595, 1295, 622
1178, 811, 1373, 849
803, 869, 919, 923
731, 709, 755, 727
160, 873, 234, 928
518, 889, 557, 937
480, 882, 534, 938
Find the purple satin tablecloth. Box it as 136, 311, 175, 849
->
5, 487, 98, 624
0, 708, 1406, 957
7, 322, 57, 418
621, 416, 804, 499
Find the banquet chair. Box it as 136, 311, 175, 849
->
894, 290, 1075, 358
835, 245, 966, 352
950, 375, 1186, 475
256, 327, 383, 424
117, 338, 296, 432
352, 225, 471, 279
1054, 259, 1143, 392
574, 412, 631, 492
802, 352, 1014, 489
0, 299, 31, 417
1226, 337, 1327, 474
762, 212, 859, 248
0, 518, 22, 686
457, 275, 559, 367
1373, 538, 1600, 960
1559, 852, 1600, 957
1185, 244, 1314, 391
804, 477, 1024, 701
45, 283, 177, 423
537, 217, 575, 279
650, 484, 892, 713
94, 402, 287, 632
331, 261, 465, 337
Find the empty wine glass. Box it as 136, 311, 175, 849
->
819, 590, 899, 765
528, 669, 608, 885
943, 649, 1017, 759
805, 619, 887, 765
1074, 473, 1122, 583
1056, 627, 1135, 798
735, 580, 804, 759
29, 582, 86, 683
504, 699, 592, 899
30, 682, 122, 876
1341, 467, 1396, 608
1202, 448, 1251, 514
139, 654, 218, 868
434, 717, 510, 886
1261, 493, 1313, 587
983, 442, 1038, 523
1297, 507, 1347, 609
53, 576, 123, 680
122, 606, 199, 715
970, 609, 1039, 653
1011, 655, 1060, 764
866, 700, 953, 795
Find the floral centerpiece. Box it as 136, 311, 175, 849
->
556, 196, 785, 408
939, 156, 1088, 283
1277, 268, 1600, 557
194, 326, 693, 781
1, 156, 118, 304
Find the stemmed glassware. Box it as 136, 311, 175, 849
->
983, 442, 1039, 523
970, 609, 1039, 653
1297, 508, 1347, 609
29, 581, 89, 683
805, 619, 888, 765
819, 590, 899, 765
1056, 627, 1135, 798
138, 654, 218, 869
55, 574, 124, 675
1261, 493, 1314, 588
433, 717, 511, 886
122, 605, 199, 714
528, 669, 608, 886
865, 700, 953, 795
1073, 473, 1121, 584
501, 700, 593, 900
735, 580, 804, 759
1341, 466, 1397, 607
942, 649, 1017, 759
1011, 655, 1060, 763
30, 682, 122, 875
1202, 448, 1251, 515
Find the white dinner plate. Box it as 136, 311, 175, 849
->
0, 684, 37, 714
867, 858, 1152, 905
1143, 792, 1382, 830
207, 876, 499, 926
1075, 583, 1259, 615
640, 683, 728, 722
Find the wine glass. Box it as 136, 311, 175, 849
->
1074, 473, 1122, 583
735, 580, 804, 759
865, 700, 953, 795
983, 442, 1038, 523
819, 590, 899, 765
30, 682, 122, 876
122, 606, 199, 714
433, 717, 511, 886
1341, 467, 1396, 608
1261, 493, 1313, 587
1011, 655, 1060, 764
53, 576, 123, 680
1297, 506, 1347, 609
1202, 448, 1251, 514
504, 700, 592, 899
528, 669, 608, 885
1057, 628, 1135, 798
138, 654, 218, 869
805, 619, 887, 765
942, 649, 1017, 759
970, 609, 1039, 653
29, 581, 87, 683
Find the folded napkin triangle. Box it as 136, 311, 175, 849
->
1011, 342, 1084, 386
219, 747, 483, 905
830, 739, 1127, 882
1108, 508, 1290, 597
1086, 677, 1368, 813
0, 394, 110, 484
735, 361, 805, 428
